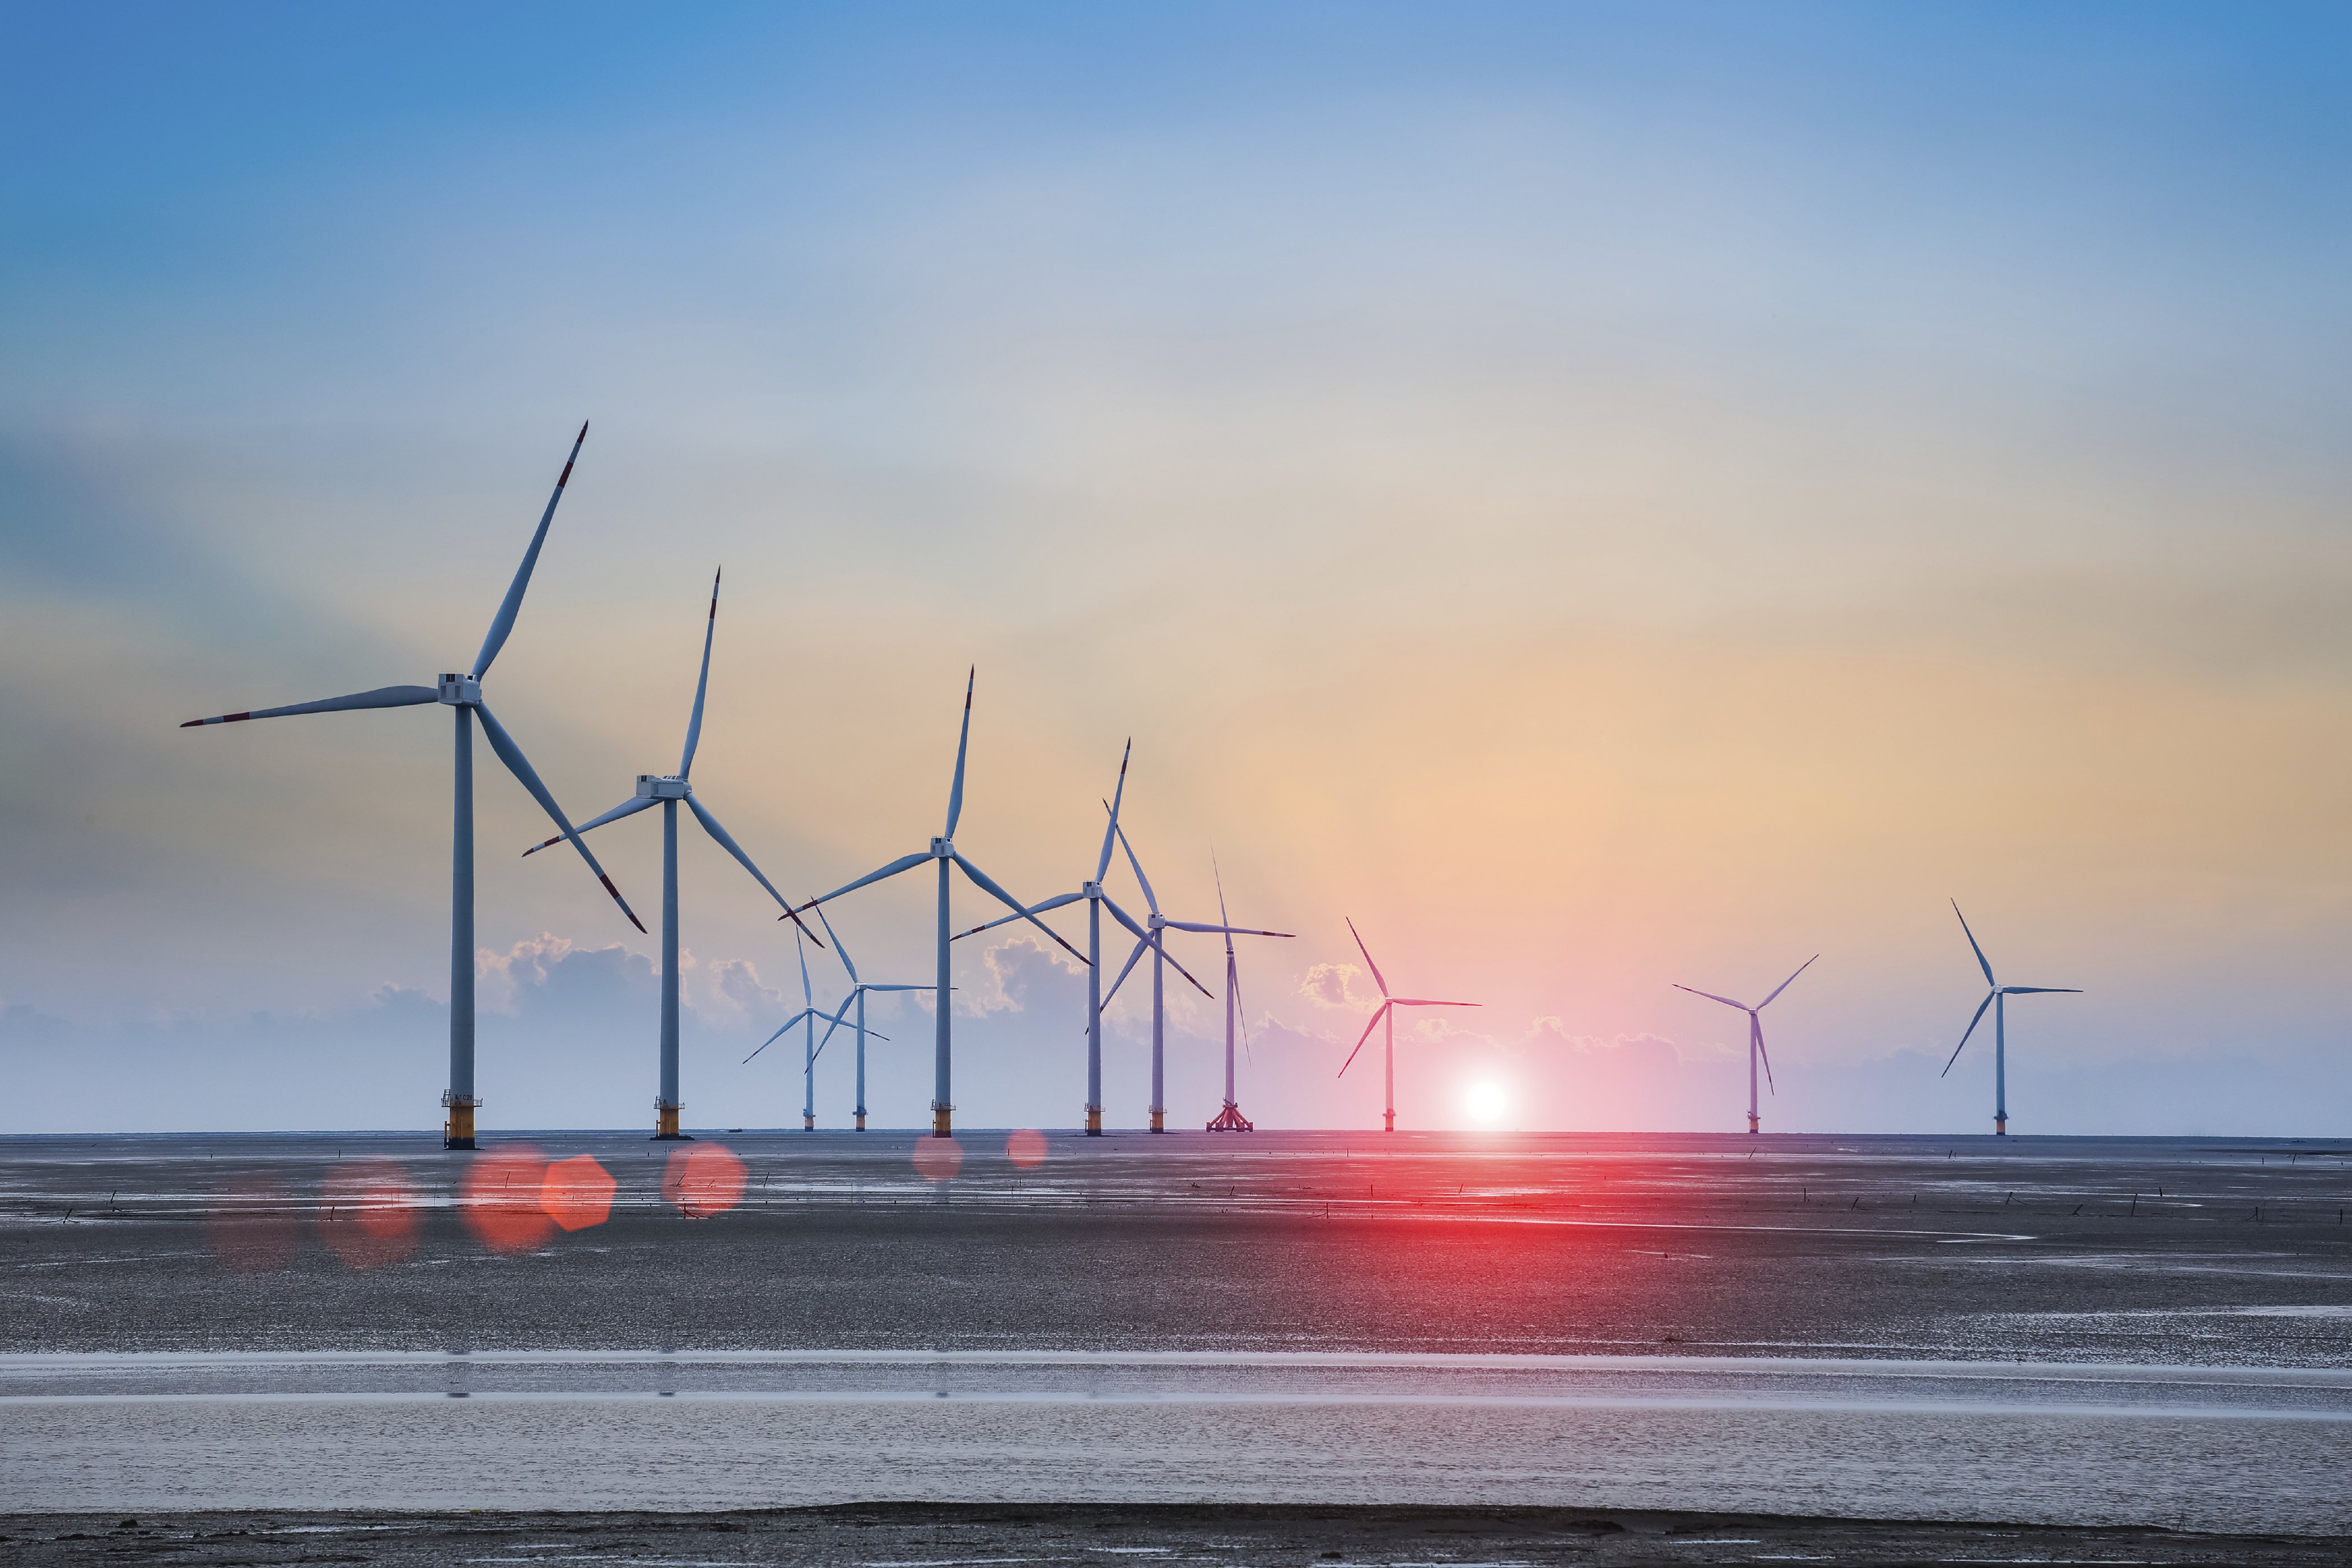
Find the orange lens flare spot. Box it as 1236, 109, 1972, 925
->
1006, 1129, 1048, 1168
318, 1158, 419, 1269
206, 1178, 298, 1273
540, 1154, 616, 1231
461, 1145, 556, 1255
665, 1143, 747, 1218
912, 1136, 964, 1181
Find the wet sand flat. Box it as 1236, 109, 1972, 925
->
3, 1131, 2349, 1551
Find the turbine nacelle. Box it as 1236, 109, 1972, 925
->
634, 774, 690, 801
436, 674, 481, 704
931, 836, 954, 858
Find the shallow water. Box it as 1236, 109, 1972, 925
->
5, 1131, 2349, 1529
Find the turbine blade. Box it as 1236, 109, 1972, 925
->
1098, 935, 1151, 1015
1758, 954, 1819, 1009
745, 1007, 823, 1062
944, 666, 973, 839
861, 983, 936, 992
813, 902, 854, 983
1102, 894, 1151, 944
1338, 1002, 1391, 1077
1113, 818, 1159, 917
473, 699, 643, 933
796, 925, 813, 1008
520, 792, 655, 857
472, 421, 587, 679
180, 685, 438, 727
2003, 986, 2084, 995
1942, 989, 1998, 1077
1952, 901, 1996, 986
687, 795, 822, 946
1094, 738, 1131, 884
1391, 998, 1479, 1008
1673, 984, 1751, 1011
786, 851, 934, 917
1233, 960, 1253, 1062
952, 853, 1090, 965
1345, 917, 1392, 998
679, 567, 720, 778
1162, 921, 1295, 937
950, 890, 1085, 942
1753, 1014, 1776, 1095
813, 992, 857, 1058
1158, 935, 1215, 1000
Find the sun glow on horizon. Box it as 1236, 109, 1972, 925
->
1464, 1079, 1509, 1127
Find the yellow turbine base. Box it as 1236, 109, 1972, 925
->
1149, 1109, 1165, 1133
444, 1103, 475, 1149
933, 1107, 953, 1137
855, 1112, 866, 1131
1085, 1107, 1102, 1136
656, 1104, 681, 1139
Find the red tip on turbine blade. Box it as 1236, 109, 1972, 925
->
520, 835, 562, 858
577, 420, 589, 442
179, 719, 202, 728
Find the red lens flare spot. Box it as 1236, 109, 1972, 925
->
540, 1154, 616, 1231
317, 1158, 419, 1269
665, 1144, 747, 1219
1006, 1129, 1048, 1168
461, 1145, 555, 1255
206, 1178, 298, 1273
912, 1137, 964, 1181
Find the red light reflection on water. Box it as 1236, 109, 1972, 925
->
1006, 1129, 1047, 1168
206, 1178, 299, 1272
664, 1144, 746, 1218
317, 1158, 419, 1269
461, 1145, 555, 1254
540, 1154, 616, 1231
912, 1137, 964, 1180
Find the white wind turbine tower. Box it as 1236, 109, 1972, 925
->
742, 925, 855, 1128
180, 423, 641, 1149
1205, 858, 1262, 1133
784, 669, 1082, 1136
1098, 823, 1292, 1132
1338, 918, 1478, 1132
519, 568, 818, 1138
805, 903, 930, 1132
1943, 902, 2081, 1136
949, 740, 1163, 1133
1673, 956, 1817, 1135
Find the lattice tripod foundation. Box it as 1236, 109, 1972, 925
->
1206, 1102, 1253, 1132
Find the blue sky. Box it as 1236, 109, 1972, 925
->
4, 3, 2351, 1135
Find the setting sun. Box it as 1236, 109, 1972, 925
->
1464, 1080, 1509, 1127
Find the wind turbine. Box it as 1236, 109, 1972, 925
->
805, 902, 930, 1132
1673, 956, 1817, 1135
1337, 918, 1478, 1132
180, 423, 642, 1149
1098, 823, 1292, 1132
743, 925, 855, 1128
783, 669, 1083, 1136
1205, 857, 1261, 1132
1943, 902, 2080, 1136
949, 740, 1161, 1134
518, 567, 816, 1139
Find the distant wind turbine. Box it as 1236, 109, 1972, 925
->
1943, 902, 2081, 1136
1099, 823, 1292, 1131
949, 741, 1161, 1133
520, 568, 816, 1139
1338, 919, 1478, 1132
1205, 857, 1261, 1133
180, 423, 641, 1149
783, 669, 1084, 1136
805, 902, 929, 1132
741, 926, 855, 1126
1673, 956, 1817, 1135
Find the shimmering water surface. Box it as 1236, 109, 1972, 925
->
4, 1131, 2348, 1529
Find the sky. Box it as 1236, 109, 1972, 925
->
4, 2, 2351, 1136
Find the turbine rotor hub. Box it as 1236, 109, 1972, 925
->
437, 673, 481, 705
